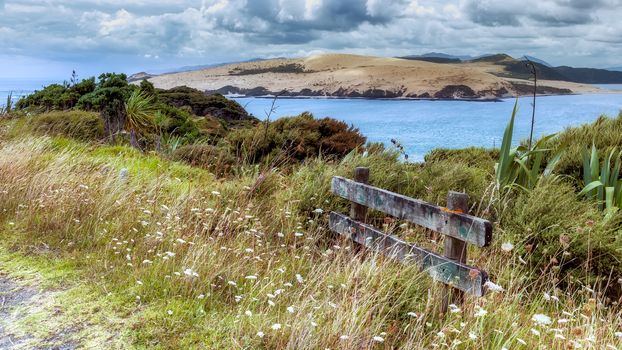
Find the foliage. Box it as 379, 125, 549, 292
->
157, 86, 257, 124
579, 144, 622, 211
30, 111, 104, 141
124, 90, 157, 149
16, 78, 96, 111
0, 92, 12, 115
226, 112, 366, 164
154, 104, 202, 142
544, 113, 622, 181
425, 147, 499, 170
171, 143, 236, 177
495, 101, 561, 191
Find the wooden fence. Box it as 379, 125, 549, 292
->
328, 167, 493, 313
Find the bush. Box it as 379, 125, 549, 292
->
172, 144, 236, 177
545, 113, 622, 181
226, 112, 366, 164
157, 86, 257, 124
31, 111, 104, 141
500, 178, 622, 293
424, 147, 499, 171
16, 78, 97, 112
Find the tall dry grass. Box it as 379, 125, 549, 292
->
0, 137, 621, 349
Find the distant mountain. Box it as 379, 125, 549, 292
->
608, 67, 622, 72
554, 66, 622, 84
399, 52, 476, 63
520, 55, 552, 67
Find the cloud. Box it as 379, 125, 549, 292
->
0, 0, 621, 77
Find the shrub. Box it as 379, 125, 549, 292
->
31, 111, 104, 141
172, 144, 236, 177
16, 78, 97, 111
500, 178, 622, 294
157, 86, 257, 123
545, 113, 622, 181
226, 112, 366, 164
424, 147, 499, 170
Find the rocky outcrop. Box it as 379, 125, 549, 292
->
208, 85, 510, 100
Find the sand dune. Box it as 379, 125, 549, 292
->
147, 54, 606, 99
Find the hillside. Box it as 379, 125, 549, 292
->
146, 54, 610, 100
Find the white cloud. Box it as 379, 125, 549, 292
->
0, 0, 621, 78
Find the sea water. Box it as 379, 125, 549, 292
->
233, 94, 622, 161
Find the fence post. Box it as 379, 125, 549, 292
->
350, 167, 370, 223
440, 191, 469, 314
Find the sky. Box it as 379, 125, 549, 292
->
1, 0, 621, 80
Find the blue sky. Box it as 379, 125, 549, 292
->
1, 0, 621, 80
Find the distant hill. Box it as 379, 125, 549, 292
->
146, 53, 607, 100
608, 67, 622, 72
520, 55, 552, 67
554, 66, 622, 84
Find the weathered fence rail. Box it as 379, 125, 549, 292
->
329, 167, 493, 312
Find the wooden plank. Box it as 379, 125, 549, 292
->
331, 176, 493, 247
329, 212, 487, 297
441, 191, 469, 313
350, 167, 369, 222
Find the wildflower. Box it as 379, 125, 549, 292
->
531, 328, 540, 336
407, 312, 417, 318
268, 300, 276, 306
532, 314, 552, 326
164, 251, 176, 257
245, 310, 252, 317
313, 208, 324, 214
277, 232, 285, 238
287, 306, 295, 313
501, 242, 514, 252
197, 294, 205, 299
437, 331, 445, 338
328, 302, 337, 308
167, 310, 173, 315
176, 238, 186, 244
257, 331, 265, 338
517, 338, 527, 345
211, 191, 221, 196
228, 281, 237, 287
448, 304, 461, 313
484, 281, 505, 292
142, 259, 153, 265
554, 334, 566, 340
474, 306, 487, 317
183, 268, 199, 278
294, 232, 304, 237
296, 274, 304, 284
245, 248, 254, 253
372, 336, 384, 343
615, 331, 622, 338
340, 335, 349, 340
271, 323, 282, 330
468, 332, 477, 340
245, 275, 258, 280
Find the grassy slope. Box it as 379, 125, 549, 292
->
0, 119, 621, 348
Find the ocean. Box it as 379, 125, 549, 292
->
233, 93, 622, 161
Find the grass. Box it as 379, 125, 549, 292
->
1, 115, 622, 348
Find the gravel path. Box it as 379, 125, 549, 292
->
0, 274, 77, 350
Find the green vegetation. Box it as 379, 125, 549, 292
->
495, 101, 561, 191
30, 110, 104, 141
1, 88, 622, 349
226, 112, 366, 164
579, 145, 622, 211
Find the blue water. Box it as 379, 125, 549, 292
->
233, 94, 622, 161
0, 78, 57, 107
594, 84, 622, 91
